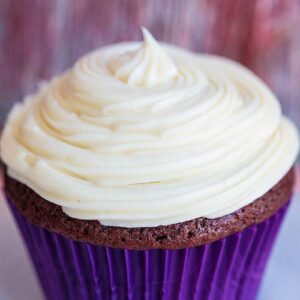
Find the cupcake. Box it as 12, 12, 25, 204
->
1, 28, 299, 300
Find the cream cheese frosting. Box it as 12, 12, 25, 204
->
1, 28, 299, 227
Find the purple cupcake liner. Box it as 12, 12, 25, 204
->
7, 197, 289, 300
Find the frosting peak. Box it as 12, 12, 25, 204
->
109, 28, 179, 87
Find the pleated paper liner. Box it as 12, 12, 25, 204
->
7, 196, 289, 300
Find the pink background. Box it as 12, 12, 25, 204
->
1, 0, 300, 129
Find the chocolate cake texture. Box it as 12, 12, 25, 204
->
4, 168, 294, 250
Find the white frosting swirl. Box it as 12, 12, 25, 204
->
1, 29, 299, 227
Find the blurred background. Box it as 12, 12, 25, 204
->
0, 0, 299, 299
1, 0, 300, 129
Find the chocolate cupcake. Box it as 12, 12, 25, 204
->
1, 28, 299, 300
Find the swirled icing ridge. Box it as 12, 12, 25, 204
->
1, 29, 299, 227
